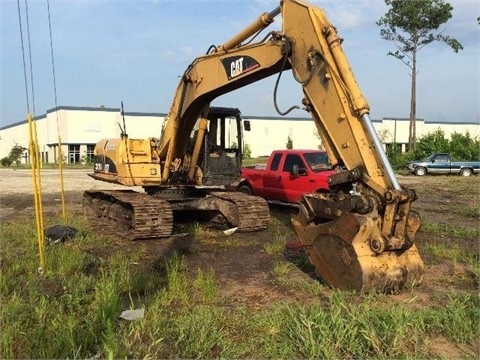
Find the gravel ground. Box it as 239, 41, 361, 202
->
0, 168, 143, 221
0, 168, 143, 195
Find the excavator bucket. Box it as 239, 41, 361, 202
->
291, 212, 424, 293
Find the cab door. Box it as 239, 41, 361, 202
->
429, 154, 450, 174
278, 154, 312, 202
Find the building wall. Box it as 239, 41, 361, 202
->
373, 117, 480, 152
0, 107, 165, 164
1, 106, 478, 163
243, 117, 320, 157
244, 116, 479, 157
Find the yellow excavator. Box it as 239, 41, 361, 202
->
84, 0, 424, 293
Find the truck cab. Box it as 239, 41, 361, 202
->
239, 149, 335, 204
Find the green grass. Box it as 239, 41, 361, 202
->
1, 213, 479, 359
421, 222, 480, 238
457, 205, 480, 219
241, 156, 269, 167
264, 236, 287, 255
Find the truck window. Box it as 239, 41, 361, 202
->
435, 154, 449, 162
304, 152, 331, 172
270, 153, 282, 171
283, 154, 304, 173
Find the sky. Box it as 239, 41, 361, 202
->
1, 0, 479, 128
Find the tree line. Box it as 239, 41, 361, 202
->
386, 129, 480, 170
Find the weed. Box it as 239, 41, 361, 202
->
165, 253, 189, 303
424, 242, 478, 266
264, 236, 286, 254
272, 260, 295, 277
193, 267, 217, 302
425, 294, 480, 344
171, 306, 229, 358
2, 203, 479, 359
457, 205, 480, 219
185, 221, 201, 236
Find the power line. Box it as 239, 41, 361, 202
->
24, 0, 36, 115
46, 0, 59, 118
46, 0, 66, 221
16, 0, 30, 114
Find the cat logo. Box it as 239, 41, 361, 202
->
231, 57, 245, 78
221, 55, 260, 80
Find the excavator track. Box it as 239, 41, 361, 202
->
83, 190, 173, 240
210, 191, 270, 231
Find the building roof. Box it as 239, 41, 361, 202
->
1, 105, 478, 131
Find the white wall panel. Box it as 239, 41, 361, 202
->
1, 107, 478, 163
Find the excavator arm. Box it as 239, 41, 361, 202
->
159, 0, 400, 193
156, 0, 423, 292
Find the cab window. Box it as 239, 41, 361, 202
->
283, 154, 304, 173
270, 153, 282, 171
435, 154, 449, 162
303, 152, 331, 172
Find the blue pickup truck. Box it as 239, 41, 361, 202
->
406, 153, 480, 176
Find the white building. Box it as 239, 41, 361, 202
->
1, 106, 478, 162
243, 115, 479, 157
0, 106, 164, 164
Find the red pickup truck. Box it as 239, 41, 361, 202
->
238, 149, 335, 204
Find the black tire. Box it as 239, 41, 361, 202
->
237, 184, 252, 196
414, 167, 427, 176
460, 168, 473, 177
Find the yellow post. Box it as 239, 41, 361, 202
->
28, 113, 45, 272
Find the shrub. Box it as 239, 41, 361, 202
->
242, 143, 252, 159
286, 136, 293, 149
1, 157, 13, 167
386, 129, 480, 170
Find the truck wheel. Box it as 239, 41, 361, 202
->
414, 167, 427, 176
237, 184, 252, 196
460, 168, 472, 177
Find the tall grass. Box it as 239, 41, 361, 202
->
1, 213, 479, 359
257, 292, 479, 359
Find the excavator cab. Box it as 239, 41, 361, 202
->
199, 107, 248, 186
